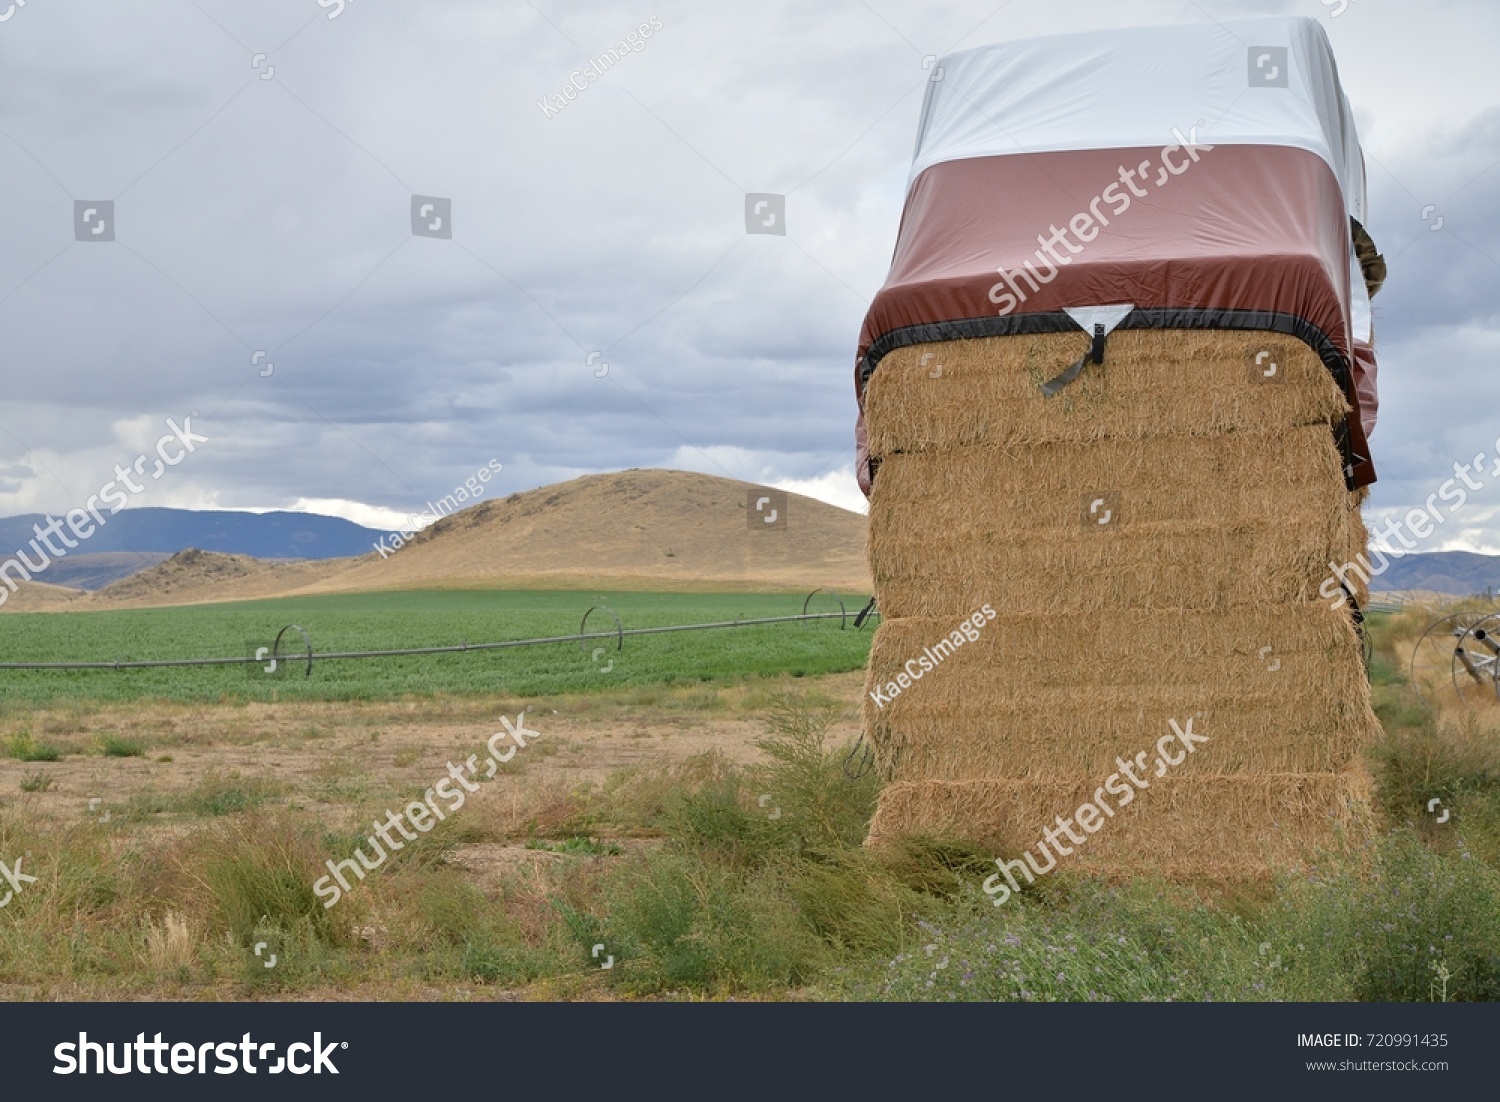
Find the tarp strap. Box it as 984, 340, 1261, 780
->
1040, 324, 1105, 397
1341, 580, 1369, 669
843, 736, 876, 780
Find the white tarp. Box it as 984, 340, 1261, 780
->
911, 15, 1367, 225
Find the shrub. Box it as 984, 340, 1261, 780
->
100, 736, 145, 758
598, 850, 823, 993
845, 880, 1269, 1002
750, 694, 879, 851
659, 772, 778, 865
1267, 830, 1500, 1001
181, 772, 282, 817
460, 941, 549, 985
877, 836, 1003, 898
783, 853, 933, 956
7, 733, 61, 762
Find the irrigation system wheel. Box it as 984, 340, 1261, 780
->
1410, 611, 1500, 712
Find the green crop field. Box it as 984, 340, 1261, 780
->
0, 590, 874, 706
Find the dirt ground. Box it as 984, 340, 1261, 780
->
1, 670, 868, 839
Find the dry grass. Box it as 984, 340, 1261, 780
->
141, 911, 199, 976
0, 656, 1492, 1000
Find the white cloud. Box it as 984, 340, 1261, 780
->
774, 467, 867, 515
665, 445, 867, 513
282, 498, 418, 533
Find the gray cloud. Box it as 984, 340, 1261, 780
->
0, 0, 1497, 551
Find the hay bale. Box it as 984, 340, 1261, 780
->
869, 427, 1346, 533
871, 513, 1360, 618
864, 331, 1347, 457
864, 770, 1372, 877
865, 690, 1376, 780
862, 606, 1377, 779
858, 327, 1380, 875
864, 605, 1361, 695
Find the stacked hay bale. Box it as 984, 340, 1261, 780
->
861, 329, 1381, 877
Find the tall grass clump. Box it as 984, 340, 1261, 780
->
157, 812, 353, 949
391, 870, 552, 985
1371, 712, 1500, 820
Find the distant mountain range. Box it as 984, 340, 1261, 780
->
1368, 550, 1500, 596
0, 471, 872, 610
0, 508, 382, 590
2, 495, 1496, 602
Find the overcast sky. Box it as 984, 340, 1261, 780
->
1, 0, 1498, 550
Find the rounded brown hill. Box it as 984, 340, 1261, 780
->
0, 578, 88, 611
74, 470, 870, 608
303, 469, 870, 595
82, 548, 347, 609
